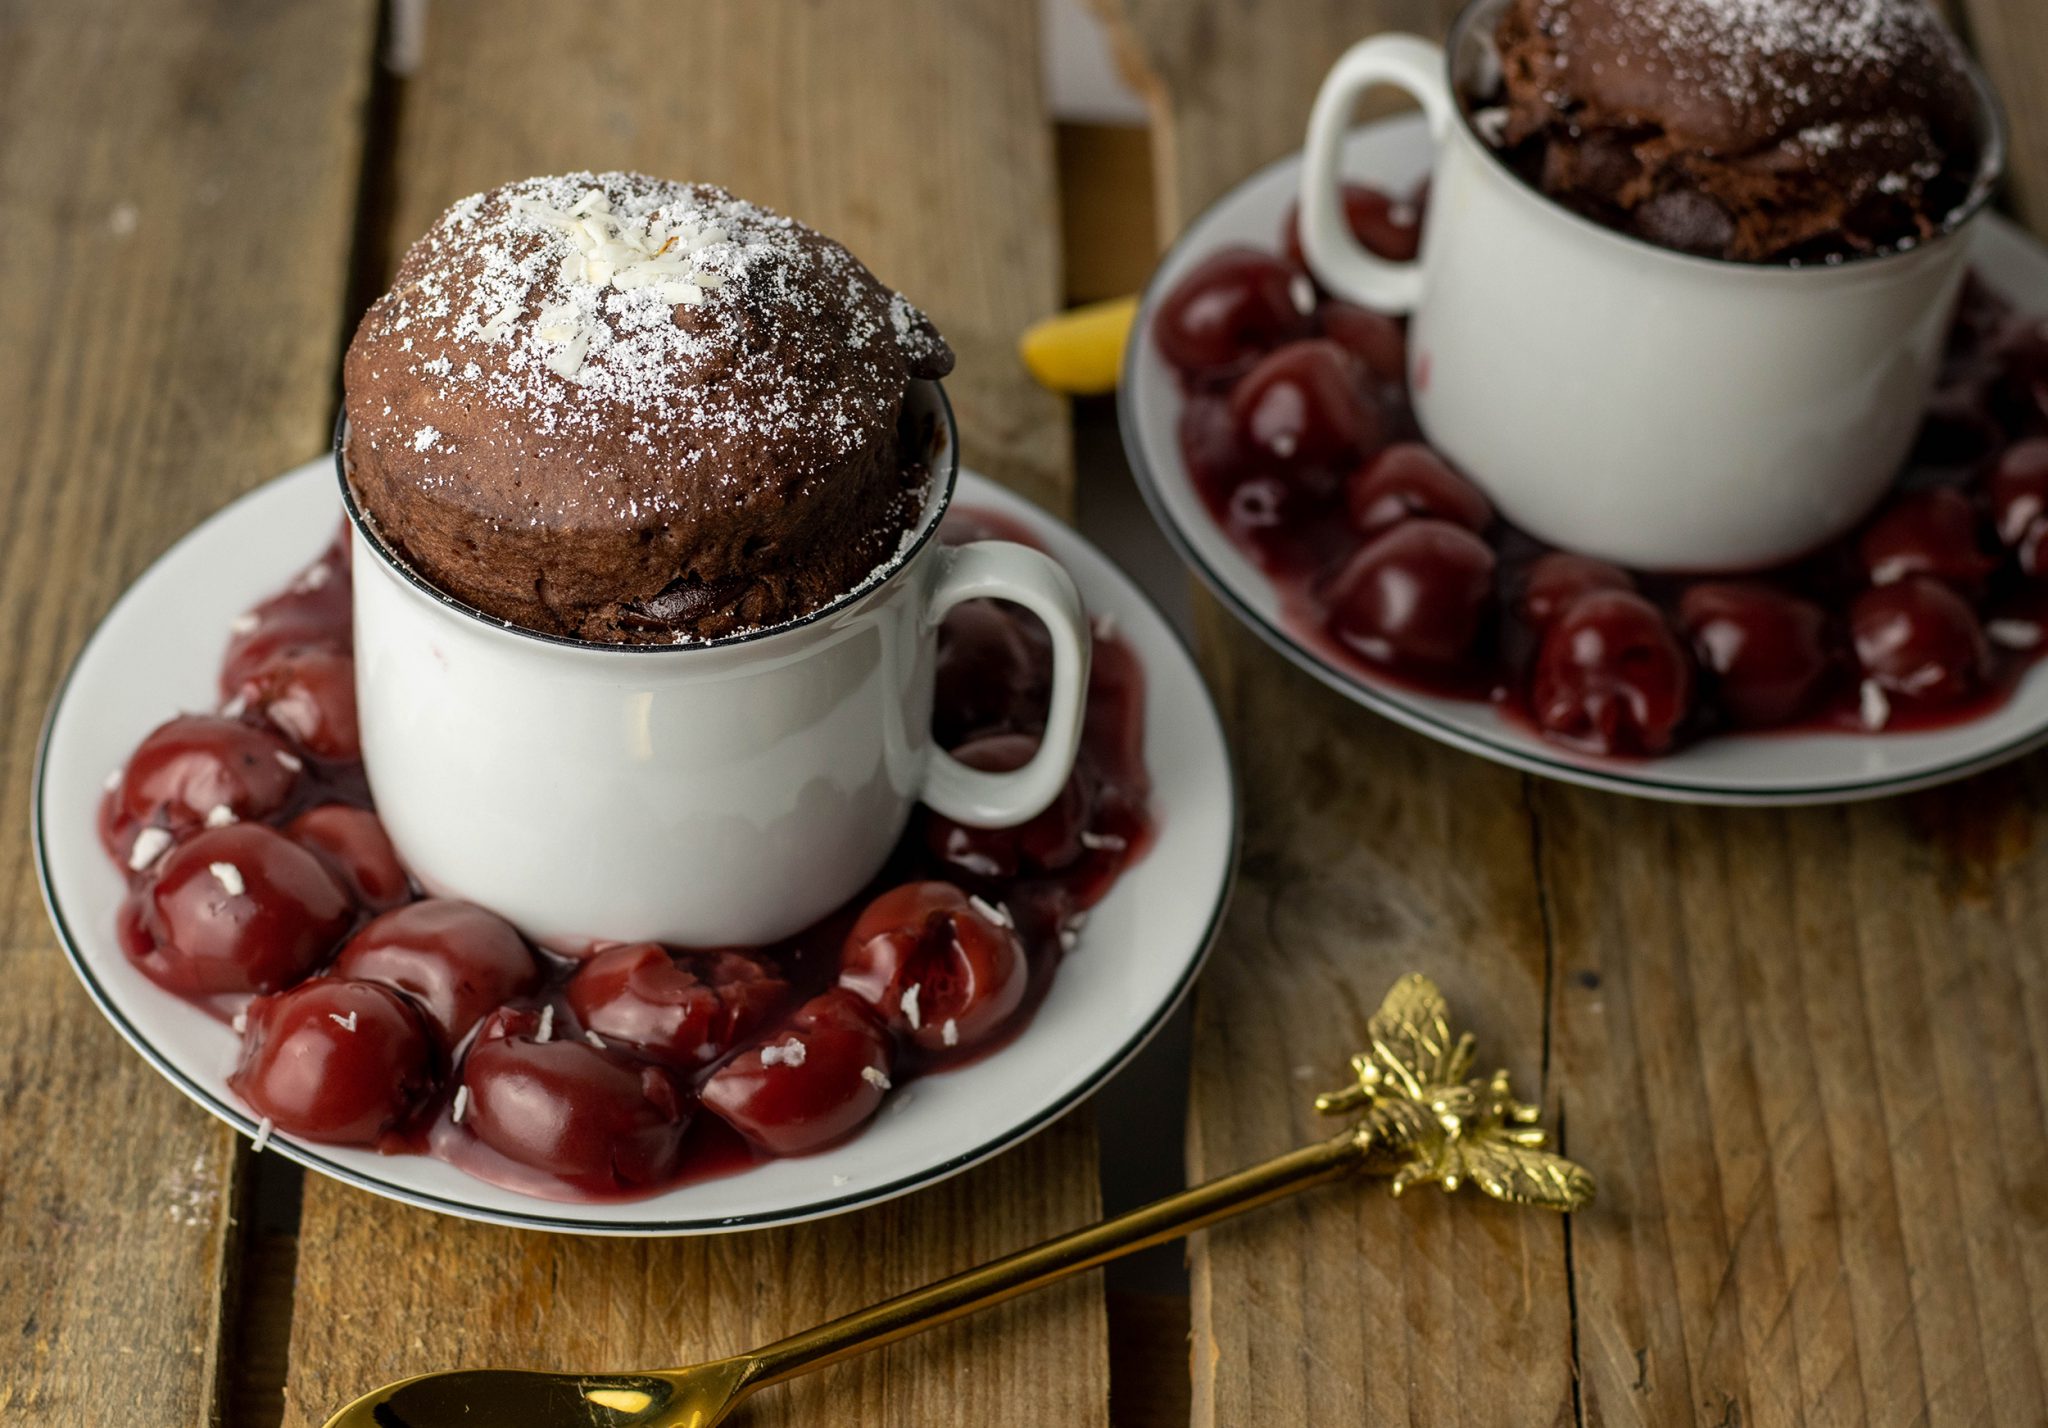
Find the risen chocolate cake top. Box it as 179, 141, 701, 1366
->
342, 172, 954, 643
1491, 0, 1984, 261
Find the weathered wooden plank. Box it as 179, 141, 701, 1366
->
1095, 3, 1578, 1424
283, 4, 1106, 1426
1541, 778, 2048, 1427
0, 0, 377, 1421
1959, 0, 2048, 231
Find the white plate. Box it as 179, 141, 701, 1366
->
34, 459, 1236, 1234
1122, 113, 2048, 806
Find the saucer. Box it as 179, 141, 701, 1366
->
34, 459, 1236, 1234
1122, 112, 2048, 806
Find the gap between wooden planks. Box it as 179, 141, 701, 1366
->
1097, 0, 2048, 1423
277, 4, 1110, 1428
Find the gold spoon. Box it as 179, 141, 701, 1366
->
321, 973, 1591, 1428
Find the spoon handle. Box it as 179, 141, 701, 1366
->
739, 1128, 1368, 1391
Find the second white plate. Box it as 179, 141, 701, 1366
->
1122, 114, 2048, 805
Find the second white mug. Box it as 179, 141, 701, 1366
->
1299, 0, 2005, 572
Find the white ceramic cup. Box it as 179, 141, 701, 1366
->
338, 382, 1091, 949
1300, 0, 2006, 571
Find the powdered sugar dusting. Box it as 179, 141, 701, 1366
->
351, 172, 942, 515
1533, 0, 1964, 123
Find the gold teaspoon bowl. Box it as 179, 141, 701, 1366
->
322, 974, 1591, 1428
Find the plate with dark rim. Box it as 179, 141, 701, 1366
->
34, 458, 1236, 1234
1122, 113, 2048, 806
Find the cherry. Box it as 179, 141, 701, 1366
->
286, 804, 410, 911
230, 648, 360, 761
701, 990, 893, 1157
1325, 519, 1496, 669
1991, 439, 2048, 577
1318, 302, 1408, 385
1857, 487, 1994, 594
935, 601, 1050, 746
112, 715, 303, 865
1178, 391, 1254, 500
1230, 340, 1380, 491
565, 942, 787, 1069
219, 551, 352, 697
1530, 591, 1695, 755
229, 979, 436, 1145
839, 882, 1027, 1052
1518, 553, 1636, 631
1344, 443, 1493, 538
131, 823, 353, 997
460, 1025, 689, 1190
1281, 183, 1424, 270
1677, 582, 1834, 729
1849, 576, 1990, 706
923, 733, 1089, 879
1153, 247, 1308, 378
333, 899, 540, 1050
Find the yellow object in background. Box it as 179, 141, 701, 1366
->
1019, 295, 1138, 395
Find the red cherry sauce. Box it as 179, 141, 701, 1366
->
1156, 184, 2048, 758
103, 508, 1152, 1200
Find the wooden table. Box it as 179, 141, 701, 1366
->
4, 1, 2048, 1424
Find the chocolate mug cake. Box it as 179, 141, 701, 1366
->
342, 172, 954, 643
1476, 0, 1986, 262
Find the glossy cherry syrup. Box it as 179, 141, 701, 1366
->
104, 509, 1152, 1200
1157, 185, 2048, 757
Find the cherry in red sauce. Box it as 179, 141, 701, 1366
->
1318, 302, 1408, 386
460, 1019, 690, 1192
287, 804, 410, 911
934, 600, 1051, 746
1230, 340, 1381, 493
109, 715, 303, 866
1345, 443, 1493, 538
1678, 582, 1834, 729
1858, 487, 1995, 594
1991, 439, 2048, 577
1326, 519, 1496, 670
1152, 246, 1307, 379
229, 979, 436, 1144
231, 648, 360, 761
566, 942, 786, 1069
1850, 577, 1991, 707
1531, 591, 1696, 755
130, 823, 353, 999
923, 733, 1088, 879
219, 536, 352, 696
839, 881, 1027, 1053
333, 899, 540, 1050
701, 989, 893, 1157
1281, 183, 1425, 270
1517, 553, 1636, 632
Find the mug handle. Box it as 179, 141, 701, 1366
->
1300, 33, 1457, 313
920, 540, 1092, 827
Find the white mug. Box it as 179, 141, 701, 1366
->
1300, 0, 2006, 571
338, 382, 1091, 949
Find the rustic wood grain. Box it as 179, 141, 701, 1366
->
1096, 4, 1577, 1424
1960, 0, 2048, 233
282, 4, 1105, 1427
0, 0, 377, 1420
1540, 779, 2048, 1427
